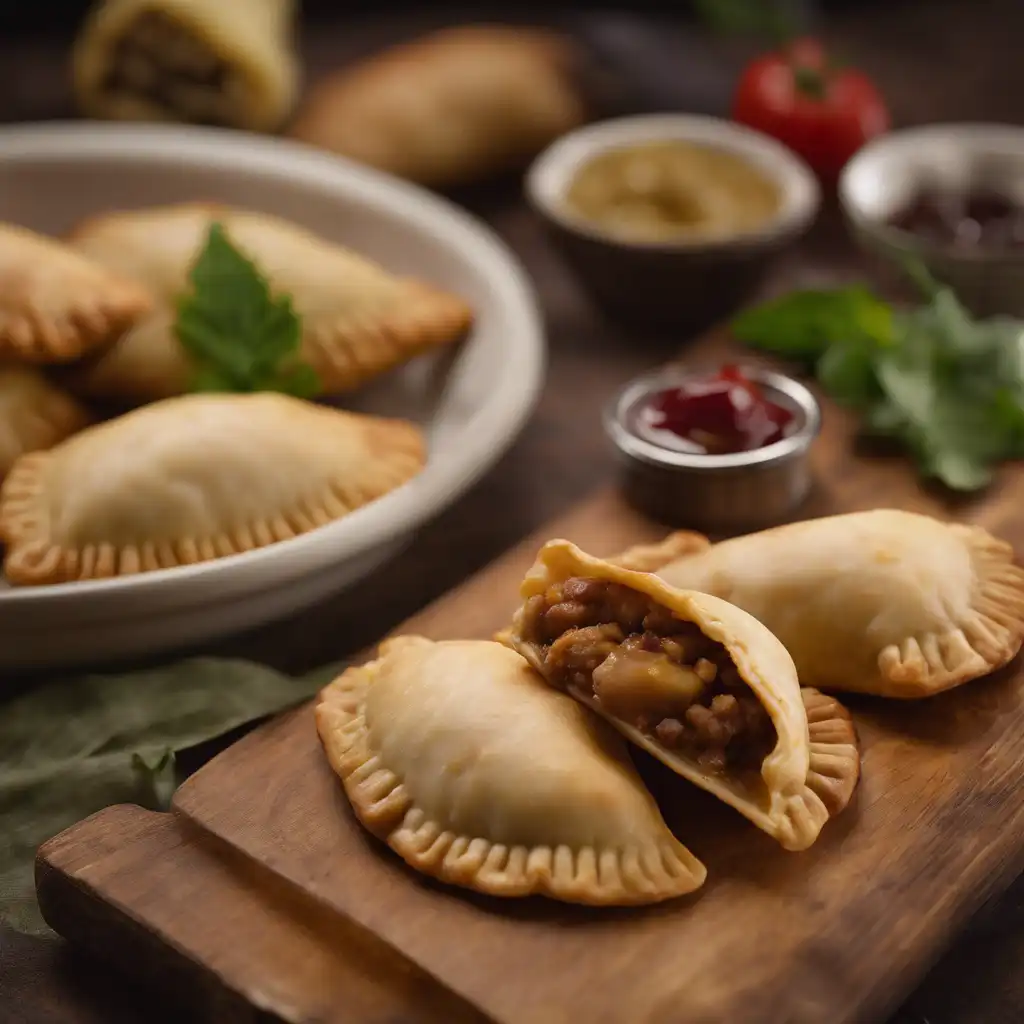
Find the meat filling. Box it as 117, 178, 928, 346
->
102, 11, 243, 126
521, 576, 776, 774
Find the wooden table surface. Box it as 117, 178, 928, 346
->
2, 2, 1023, 1021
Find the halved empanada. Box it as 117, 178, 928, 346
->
72, 0, 299, 132
316, 636, 705, 905
0, 392, 424, 585
502, 540, 860, 851
66, 203, 473, 401
614, 509, 1024, 699
0, 222, 152, 363
0, 367, 92, 484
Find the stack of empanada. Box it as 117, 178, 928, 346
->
317, 509, 1024, 909
0, 222, 153, 486
317, 538, 863, 907
0, 203, 475, 586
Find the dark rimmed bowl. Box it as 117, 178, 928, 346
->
840, 123, 1024, 317
525, 114, 821, 334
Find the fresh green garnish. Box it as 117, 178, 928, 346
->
0, 656, 343, 936
691, 0, 800, 39
174, 222, 319, 397
731, 273, 1024, 492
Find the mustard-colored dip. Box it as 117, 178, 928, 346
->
563, 141, 782, 243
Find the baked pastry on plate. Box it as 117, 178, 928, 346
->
67, 203, 474, 401
501, 540, 861, 851
611, 510, 1024, 698
0, 222, 152, 363
316, 636, 706, 905
290, 25, 587, 188
0, 367, 92, 484
0, 391, 424, 584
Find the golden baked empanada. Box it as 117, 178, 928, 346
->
66, 203, 473, 402
502, 540, 860, 851
0, 367, 92, 484
0, 222, 152, 363
615, 509, 1024, 699
0, 392, 424, 585
290, 25, 587, 188
316, 636, 705, 905
72, 0, 299, 132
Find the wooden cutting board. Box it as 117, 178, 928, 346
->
36, 345, 1024, 1024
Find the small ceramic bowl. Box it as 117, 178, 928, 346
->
525, 114, 820, 333
603, 364, 821, 534
840, 123, 1024, 317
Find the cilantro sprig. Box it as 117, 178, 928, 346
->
731, 271, 1024, 492
174, 222, 319, 397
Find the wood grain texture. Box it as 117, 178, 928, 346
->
35, 332, 1024, 1022
37, 806, 487, 1024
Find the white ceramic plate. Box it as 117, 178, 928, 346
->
0, 124, 545, 671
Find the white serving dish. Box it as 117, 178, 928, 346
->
0, 123, 545, 672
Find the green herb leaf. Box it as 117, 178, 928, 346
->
898, 252, 944, 301
691, 0, 800, 39
815, 340, 880, 406
731, 286, 894, 361
734, 277, 1024, 493
862, 400, 906, 438
175, 222, 319, 397
131, 748, 178, 809
922, 449, 994, 491
0, 657, 329, 936
0, 753, 175, 935
265, 359, 321, 399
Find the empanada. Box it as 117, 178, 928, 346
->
0, 392, 424, 585
502, 540, 860, 851
0, 367, 92, 484
72, 0, 299, 132
66, 203, 473, 402
316, 636, 705, 905
290, 25, 587, 188
0, 222, 152, 363
614, 509, 1024, 699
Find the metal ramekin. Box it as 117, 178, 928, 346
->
603, 365, 821, 534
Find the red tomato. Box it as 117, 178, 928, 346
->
731, 37, 890, 182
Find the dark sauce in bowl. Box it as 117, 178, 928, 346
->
886, 185, 1024, 253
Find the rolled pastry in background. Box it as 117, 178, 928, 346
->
71, 0, 299, 132
290, 25, 589, 188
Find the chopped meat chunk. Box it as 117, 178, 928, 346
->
526, 576, 777, 773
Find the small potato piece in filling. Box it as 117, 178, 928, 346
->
523, 576, 776, 774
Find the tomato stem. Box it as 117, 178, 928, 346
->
792, 63, 828, 100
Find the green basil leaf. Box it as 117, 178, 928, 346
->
920, 446, 994, 492
175, 223, 319, 396
731, 286, 892, 360
816, 340, 880, 407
